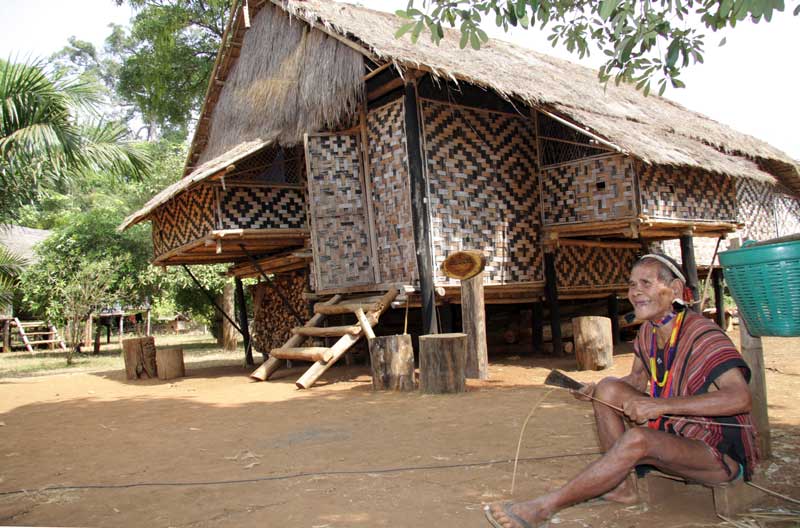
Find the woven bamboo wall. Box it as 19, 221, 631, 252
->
250, 271, 310, 355
541, 155, 637, 225
219, 187, 306, 229
555, 246, 639, 290
306, 133, 375, 290
152, 183, 218, 256
420, 99, 542, 284
639, 164, 737, 222
367, 99, 417, 283
776, 191, 800, 236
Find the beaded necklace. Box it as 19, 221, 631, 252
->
649, 309, 685, 397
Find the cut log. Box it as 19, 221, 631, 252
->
368, 335, 415, 391
572, 316, 613, 371
270, 347, 333, 363
419, 333, 467, 394
441, 250, 486, 280
122, 337, 157, 380
156, 348, 185, 380
461, 272, 488, 380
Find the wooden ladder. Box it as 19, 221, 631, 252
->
12, 318, 68, 352
250, 288, 398, 389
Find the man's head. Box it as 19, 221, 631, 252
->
628, 254, 686, 322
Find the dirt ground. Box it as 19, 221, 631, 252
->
1, 330, 798, 527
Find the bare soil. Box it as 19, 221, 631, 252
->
0, 329, 798, 527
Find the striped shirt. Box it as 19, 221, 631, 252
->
634, 310, 759, 480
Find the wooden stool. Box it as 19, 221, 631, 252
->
122, 337, 157, 379
419, 333, 467, 394
156, 347, 185, 380
638, 469, 759, 517
368, 335, 414, 391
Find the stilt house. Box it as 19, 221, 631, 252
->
120, 0, 800, 386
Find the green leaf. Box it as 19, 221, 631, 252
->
666, 39, 680, 68
470, 31, 482, 50
459, 30, 470, 49
598, 0, 618, 20
411, 20, 424, 43
395, 9, 412, 19
394, 21, 417, 39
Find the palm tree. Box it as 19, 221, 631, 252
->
0, 244, 25, 308
0, 58, 150, 223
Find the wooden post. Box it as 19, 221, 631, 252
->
94, 324, 101, 354
607, 294, 620, 345
156, 348, 185, 380
532, 302, 544, 354
145, 308, 151, 336
712, 268, 725, 329
404, 81, 438, 335
368, 335, 415, 391
739, 323, 772, 459
221, 281, 237, 351
118, 314, 124, 346
461, 272, 488, 379
235, 277, 254, 366
419, 333, 467, 394
572, 316, 613, 371
679, 233, 701, 312
544, 251, 563, 355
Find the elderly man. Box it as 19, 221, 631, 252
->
485, 254, 759, 528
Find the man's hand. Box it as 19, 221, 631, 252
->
623, 397, 665, 424
572, 382, 595, 402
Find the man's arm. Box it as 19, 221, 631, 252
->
574, 354, 649, 400
623, 368, 752, 423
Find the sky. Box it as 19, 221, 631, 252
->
1, 0, 798, 160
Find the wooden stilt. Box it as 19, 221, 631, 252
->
235, 277, 254, 366
544, 252, 562, 355
532, 302, 543, 354
404, 81, 437, 335
607, 294, 620, 345
679, 233, 701, 312
3, 319, 10, 353
712, 268, 725, 329
739, 323, 772, 459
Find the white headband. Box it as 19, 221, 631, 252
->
639, 254, 686, 283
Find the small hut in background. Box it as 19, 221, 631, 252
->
0, 225, 51, 316
120, 0, 800, 383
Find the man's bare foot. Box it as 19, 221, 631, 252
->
599, 476, 640, 505
484, 499, 552, 528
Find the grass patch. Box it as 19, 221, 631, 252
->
0, 333, 250, 379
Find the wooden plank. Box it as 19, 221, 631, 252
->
314, 302, 380, 315
404, 81, 437, 335
355, 308, 376, 340
740, 322, 772, 459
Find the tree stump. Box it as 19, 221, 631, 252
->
419, 333, 467, 394
122, 337, 157, 379
572, 316, 613, 371
157, 348, 185, 380
369, 335, 415, 391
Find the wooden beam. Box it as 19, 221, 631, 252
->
607, 294, 620, 345
404, 81, 437, 335
739, 323, 772, 459
461, 271, 488, 379
712, 268, 725, 328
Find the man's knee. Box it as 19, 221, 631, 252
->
594, 377, 628, 404
614, 427, 652, 460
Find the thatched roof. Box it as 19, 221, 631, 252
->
0, 225, 51, 263
119, 138, 273, 231
125, 0, 799, 230
275, 0, 798, 192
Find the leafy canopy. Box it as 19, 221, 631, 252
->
396, 0, 799, 95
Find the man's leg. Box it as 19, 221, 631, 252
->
486, 384, 738, 528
